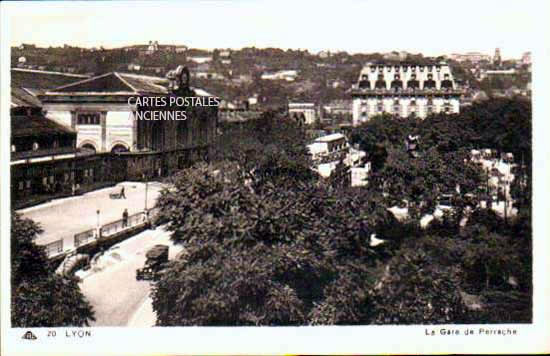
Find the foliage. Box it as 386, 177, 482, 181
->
152, 98, 532, 325
11, 212, 95, 327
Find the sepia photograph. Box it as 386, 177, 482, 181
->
1, 0, 549, 354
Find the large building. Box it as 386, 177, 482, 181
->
11, 66, 218, 208
38, 66, 218, 180
351, 62, 461, 125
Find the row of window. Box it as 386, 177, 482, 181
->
368, 65, 444, 73
77, 113, 101, 125
361, 105, 452, 115
363, 73, 449, 81
16, 169, 96, 191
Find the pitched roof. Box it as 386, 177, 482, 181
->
43, 72, 216, 98
11, 68, 89, 91
11, 87, 42, 108
11, 111, 75, 138
50, 72, 169, 95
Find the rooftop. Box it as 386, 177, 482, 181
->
42, 72, 215, 98
11, 68, 90, 91
315, 133, 346, 143
11, 110, 75, 138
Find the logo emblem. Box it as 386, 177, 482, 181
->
22, 331, 37, 340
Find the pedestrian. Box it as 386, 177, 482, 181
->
120, 186, 126, 199
122, 208, 129, 228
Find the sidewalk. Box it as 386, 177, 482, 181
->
19, 182, 164, 247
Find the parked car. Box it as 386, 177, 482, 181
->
136, 244, 169, 281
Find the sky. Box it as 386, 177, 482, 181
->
3, 0, 544, 59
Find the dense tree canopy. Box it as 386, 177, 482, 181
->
11, 212, 95, 327
152, 98, 531, 325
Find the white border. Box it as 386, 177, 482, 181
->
1, 1, 550, 355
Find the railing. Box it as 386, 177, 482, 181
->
100, 212, 146, 238
11, 146, 76, 161
45, 208, 160, 258
74, 229, 96, 247
45, 239, 64, 257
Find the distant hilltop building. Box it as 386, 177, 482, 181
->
521, 51, 531, 65
351, 62, 461, 125
188, 56, 213, 64
493, 48, 502, 66
288, 102, 316, 125
449, 52, 491, 64
261, 70, 298, 81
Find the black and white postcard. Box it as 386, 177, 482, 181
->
1, 1, 549, 355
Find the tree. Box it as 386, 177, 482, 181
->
152, 161, 406, 325
11, 212, 95, 327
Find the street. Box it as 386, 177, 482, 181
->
78, 225, 183, 326
19, 182, 164, 248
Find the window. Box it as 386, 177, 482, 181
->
26, 180, 31, 189
49, 176, 54, 184
11, 145, 16, 153
77, 113, 100, 125
19, 182, 24, 190
42, 177, 47, 185
33, 142, 39, 151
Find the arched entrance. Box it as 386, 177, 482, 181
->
111, 144, 129, 154
81, 144, 96, 154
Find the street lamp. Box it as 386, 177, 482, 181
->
96, 209, 101, 237
143, 173, 148, 211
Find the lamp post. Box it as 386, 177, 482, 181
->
96, 209, 100, 238
143, 173, 148, 211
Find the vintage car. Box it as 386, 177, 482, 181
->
136, 244, 169, 281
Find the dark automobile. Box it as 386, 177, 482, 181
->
136, 244, 169, 281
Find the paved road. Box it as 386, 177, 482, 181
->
19, 182, 164, 247
78, 226, 183, 326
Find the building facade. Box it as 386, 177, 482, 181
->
351, 62, 461, 125
38, 66, 218, 180
288, 102, 317, 125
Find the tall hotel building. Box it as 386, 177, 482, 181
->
351, 62, 461, 125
